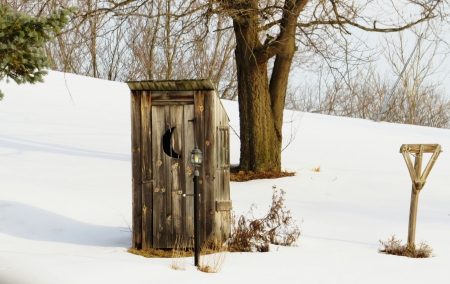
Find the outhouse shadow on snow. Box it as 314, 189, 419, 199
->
0, 200, 130, 247
0, 134, 129, 162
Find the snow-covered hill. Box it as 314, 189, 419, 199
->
1, 71, 449, 283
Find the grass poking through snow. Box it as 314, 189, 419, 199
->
379, 236, 433, 258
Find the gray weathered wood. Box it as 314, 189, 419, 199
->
183, 104, 195, 247
127, 79, 215, 92
151, 91, 193, 100
204, 90, 216, 243
216, 200, 233, 211
215, 107, 231, 240
129, 80, 231, 249
140, 91, 152, 249
407, 145, 423, 249
401, 150, 418, 190
400, 144, 440, 154
152, 105, 167, 248
131, 91, 142, 249
420, 144, 442, 182
400, 144, 442, 249
194, 90, 207, 244
169, 105, 184, 247
151, 101, 193, 106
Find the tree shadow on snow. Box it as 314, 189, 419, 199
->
0, 200, 130, 247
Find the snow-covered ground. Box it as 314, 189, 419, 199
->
1, 71, 449, 283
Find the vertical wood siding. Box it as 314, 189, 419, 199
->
130, 84, 231, 249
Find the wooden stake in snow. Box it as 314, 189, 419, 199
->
400, 144, 442, 249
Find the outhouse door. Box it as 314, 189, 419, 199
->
151, 104, 195, 248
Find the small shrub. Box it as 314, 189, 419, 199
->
379, 236, 433, 258
171, 234, 192, 270
228, 186, 301, 252
197, 236, 228, 273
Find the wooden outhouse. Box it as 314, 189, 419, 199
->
127, 79, 232, 250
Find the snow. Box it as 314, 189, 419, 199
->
1, 71, 449, 283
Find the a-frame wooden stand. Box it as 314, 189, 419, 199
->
400, 144, 442, 249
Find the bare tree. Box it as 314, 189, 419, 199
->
287, 25, 450, 129
6, 0, 448, 171
381, 24, 450, 127
210, 0, 446, 172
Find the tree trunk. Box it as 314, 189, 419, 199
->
232, 14, 280, 172
231, 0, 304, 172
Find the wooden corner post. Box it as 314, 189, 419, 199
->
400, 144, 442, 249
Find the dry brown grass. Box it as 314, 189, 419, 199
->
171, 235, 193, 270
128, 240, 194, 260
312, 166, 321, 172
230, 167, 295, 182
379, 236, 433, 258
197, 236, 228, 273
128, 247, 177, 258
227, 185, 301, 252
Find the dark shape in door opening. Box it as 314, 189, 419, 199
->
163, 127, 182, 159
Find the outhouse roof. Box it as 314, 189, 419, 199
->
126, 79, 215, 91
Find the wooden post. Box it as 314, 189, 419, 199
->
407, 145, 422, 249
400, 144, 442, 249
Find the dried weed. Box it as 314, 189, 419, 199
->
197, 236, 228, 273
171, 234, 193, 270
230, 167, 295, 182
128, 248, 176, 258
379, 236, 433, 258
228, 185, 301, 252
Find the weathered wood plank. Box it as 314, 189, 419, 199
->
400, 144, 440, 154
204, 90, 216, 243
220, 110, 231, 201
401, 151, 418, 189
131, 91, 142, 249
216, 200, 233, 211
141, 182, 153, 249
407, 146, 423, 249
140, 91, 152, 249
151, 101, 194, 106
152, 105, 167, 248
169, 105, 184, 247
401, 144, 442, 249
162, 105, 173, 248
194, 90, 206, 245
127, 79, 215, 91
183, 104, 195, 248
420, 144, 442, 182
151, 91, 193, 98
215, 103, 232, 241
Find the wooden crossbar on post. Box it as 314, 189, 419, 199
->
400, 144, 442, 249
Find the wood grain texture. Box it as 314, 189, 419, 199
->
129, 81, 231, 249
407, 145, 423, 248
183, 104, 195, 247
169, 105, 184, 246
401, 144, 442, 248
204, 90, 216, 243
151, 105, 167, 248
131, 91, 142, 249
400, 144, 440, 153
194, 90, 206, 244
140, 91, 152, 249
